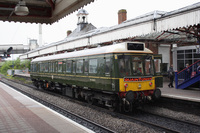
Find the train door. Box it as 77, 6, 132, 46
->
153, 54, 163, 87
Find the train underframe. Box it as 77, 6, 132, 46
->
32, 79, 161, 112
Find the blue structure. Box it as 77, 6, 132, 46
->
175, 60, 200, 89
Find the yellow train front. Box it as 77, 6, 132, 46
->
112, 47, 162, 112
30, 42, 162, 112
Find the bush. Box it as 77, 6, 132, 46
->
0, 58, 31, 75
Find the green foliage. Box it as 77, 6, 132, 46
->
0, 58, 31, 75
0, 61, 12, 75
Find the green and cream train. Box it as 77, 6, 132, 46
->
30, 42, 163, 112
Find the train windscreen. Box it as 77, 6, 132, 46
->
118, 55, 154, 77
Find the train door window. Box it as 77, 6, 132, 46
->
52, 62, 55, 73
144, 56, 154, 75
58, 61, 63, 73
63, 62, 66, 73
40, 63, 43, 72
55, 62, 58, 73
49, 62, 51, 73
97, 57, 104, 76
72, 60, 76, 74
89, 59, 97, 74
76, 60, 83, 73
66, 60, 72, 73
105, 58, 111, 76
118, 55, 131, 77
32, 63, 37, 72
44, 62, 48, 72
84, 58, 89, 75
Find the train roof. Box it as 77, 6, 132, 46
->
31, 42, 153, 62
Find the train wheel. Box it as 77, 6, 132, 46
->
86, 96, 93, 105
152, 89, 161, 100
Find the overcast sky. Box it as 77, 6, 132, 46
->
0, 0, 199, 46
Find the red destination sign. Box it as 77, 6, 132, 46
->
124, 77, 152, 82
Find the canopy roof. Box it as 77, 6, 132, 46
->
0, 0, 94, 24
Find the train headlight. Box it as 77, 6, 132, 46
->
138, 84, 141, 89
149, 82, 152, 86
124, 83, 128, 88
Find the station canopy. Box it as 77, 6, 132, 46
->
19, 2, 200, 59
0, 0, 94, 24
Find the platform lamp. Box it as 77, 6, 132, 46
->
14, 0, 29, 16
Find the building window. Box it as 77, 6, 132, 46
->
177, 48, 200, 71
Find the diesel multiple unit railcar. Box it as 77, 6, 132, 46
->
30, 42, 163, 112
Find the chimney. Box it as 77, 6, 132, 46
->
67, 30, 72, 36
118, 9, 127, 24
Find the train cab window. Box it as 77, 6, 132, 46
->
66, 60, 72, 73
145, 56, 154, 75
132, 56, 144, 75
89, 59, 97, 74
58, 61, 63, 73
76, 60, 83, 73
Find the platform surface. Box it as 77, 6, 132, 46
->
0, 82, 93, 133
160, 81, 200, 102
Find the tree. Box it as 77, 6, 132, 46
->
0, 61, 12, 75
0, 58, 31, 75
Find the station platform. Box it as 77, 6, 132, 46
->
0, 82, 93, 133
160, 81, 200, 102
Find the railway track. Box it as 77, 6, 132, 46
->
2, 76, 200, 133
1, 78, 115, 133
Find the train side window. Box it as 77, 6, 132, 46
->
58, 61, 63, 73
89, 59, 97, 74
66, 60, 72, 73
72, 61, 76, 74
76, 60, 83, 73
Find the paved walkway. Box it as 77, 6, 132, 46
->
160, 81, 200, 102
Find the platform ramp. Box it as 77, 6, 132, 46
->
175, 60, 200, 89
